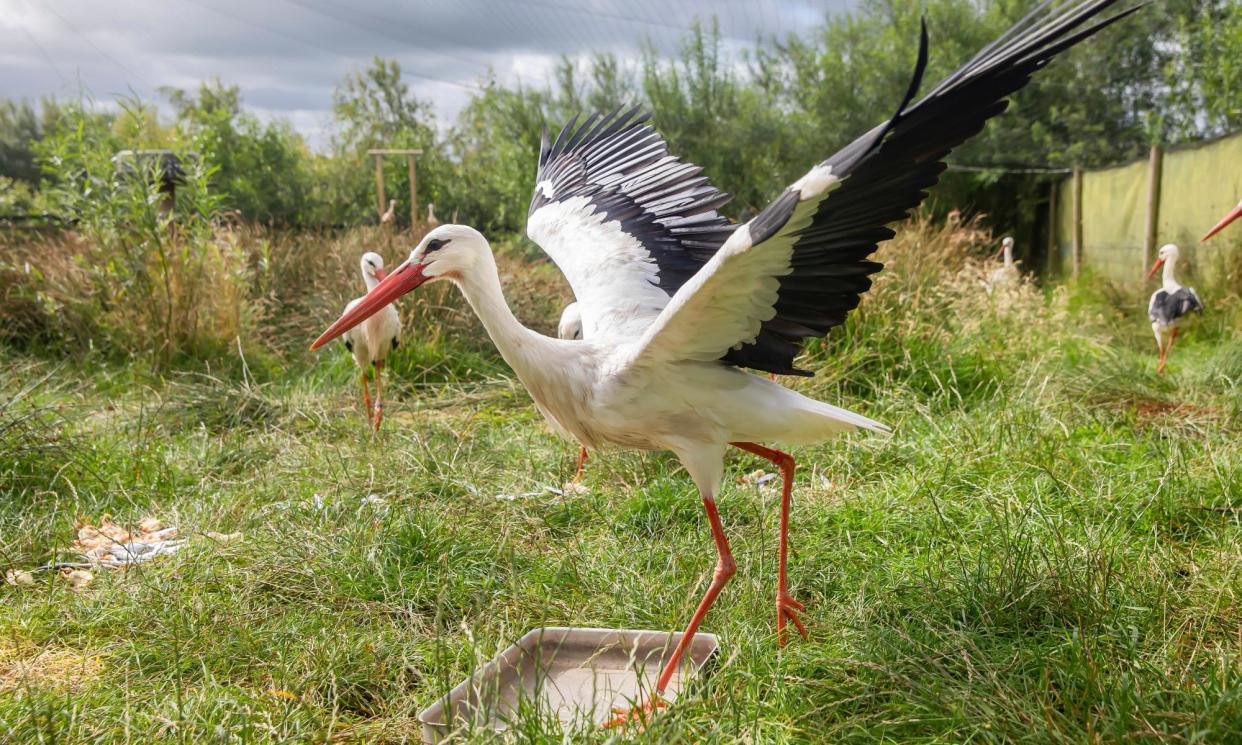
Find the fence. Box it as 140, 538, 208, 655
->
1051, 130, 1242, 284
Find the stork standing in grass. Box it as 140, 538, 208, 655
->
1147, 243, 1203, 374
987, 235, 1019, 291
312, 0, 1138, 721
1202, 199, 1242, 242
342, 252, 401, 430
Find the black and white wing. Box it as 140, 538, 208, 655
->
1151, 287, 1204, 324
527, 107, 735, 339
628, 0, 1139, 375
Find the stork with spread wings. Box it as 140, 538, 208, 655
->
312, 0, 1140, 721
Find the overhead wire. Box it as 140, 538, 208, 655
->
43, 1, 158, 92
179, 0, 482, 92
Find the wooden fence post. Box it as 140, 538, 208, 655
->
373, 153, 386, 220
1143, 144, 1163, 276
407, 153, 418, 232
1071, 165, 1084, 279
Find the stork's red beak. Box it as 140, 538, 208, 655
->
373, 267, 388, 281
1202, 201, 1242, 242
1147, 258, 1165, 280
310, 261, 427, 350
994, 245, 1005, 259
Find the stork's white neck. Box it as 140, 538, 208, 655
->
454, 253, 554, 380
1003, 243, 1014, 267
363, 271, 381, 291
1162, 254, 1182, 292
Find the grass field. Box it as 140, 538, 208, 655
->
2, 221, 1241, 743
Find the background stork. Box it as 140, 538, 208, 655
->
311, 0, 1137, 722
557, 302, 590, 482
987, 235, 1018, 292
1147, 243, 1203, 374
1202, 198, 1242, 241
341, 252, 401, 430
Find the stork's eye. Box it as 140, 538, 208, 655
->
426, 238, 449, 253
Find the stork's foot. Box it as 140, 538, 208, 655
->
602, 696, 666, 729
776, 591, 807, 646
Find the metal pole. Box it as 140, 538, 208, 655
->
1046, 180, 1057, 277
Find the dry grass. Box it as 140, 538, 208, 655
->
0, 642, 103, 694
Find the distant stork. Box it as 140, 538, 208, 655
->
987, 235, 1018, 291
311, 0, 1138, 722
1202, 199, 1242, 242
557, 302, 589, 481
1147, 243, 1203, 374
380, 199, 397, 225
342, 252, 401, 429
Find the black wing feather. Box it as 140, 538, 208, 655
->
723, 0, 1139, 375
530, 106, 736, 294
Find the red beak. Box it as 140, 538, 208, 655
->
373, 267, 388, 282
1147, 258, 1164, 280
310, 261, 427, 350
994, 245, 1005, 259
1202, 201, 1242, 242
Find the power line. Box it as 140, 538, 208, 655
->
178, 0, 481, 92
43, 1, 157, 91
16, 20, 70, 87
947, 164, 1073, 174
499, 0, 757, 45
281, 0, 491, 75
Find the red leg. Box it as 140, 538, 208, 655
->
732, 441, 806, 646
604, 497, 735, 728
360, 371, 374, 424
372, 361, 385, 431
572, 446, 588, 482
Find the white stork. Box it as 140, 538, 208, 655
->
557, 302, 590, 482
341, 252, 402, 430
1202, 198, 1242, 242
311, 0, 1137, 721
380, 199, 397, 225
1147, 243, 1203, 374
987, 235, 1018, 291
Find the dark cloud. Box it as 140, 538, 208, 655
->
2, 0, 853, 146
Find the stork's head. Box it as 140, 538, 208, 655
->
359, 251, 386, 282
311, 225, 489, 351
409, 224, 489, 282
1148, 243, 1179, 279
994, 236, 1014, 259
558, 302, 583, 341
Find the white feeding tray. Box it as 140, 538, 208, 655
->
418, 627, 718, 742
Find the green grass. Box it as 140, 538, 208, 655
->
2, 253, 1240, 743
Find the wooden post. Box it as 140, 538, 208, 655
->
367, 149, 423, 228
1071, 165, 1084, 279
1143, 144, 1163, 276
407, 153, 418, 232
373, 153, 386, 220
1046, 180, 1057, 277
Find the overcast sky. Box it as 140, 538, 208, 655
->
3, 0, 854, 147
